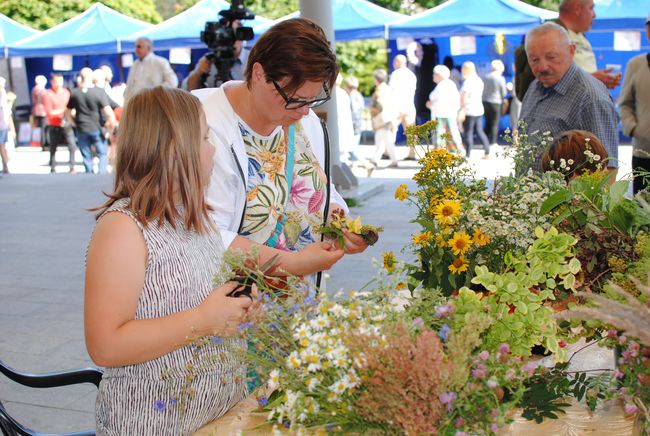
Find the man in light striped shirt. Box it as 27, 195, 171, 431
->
519, 22, 618, 173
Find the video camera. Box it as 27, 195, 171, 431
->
199, 0, 255, 87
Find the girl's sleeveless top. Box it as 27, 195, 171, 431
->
94, 198, 247, 435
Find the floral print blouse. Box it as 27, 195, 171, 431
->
238, 118, 328, 252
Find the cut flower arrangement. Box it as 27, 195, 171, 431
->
167, 121, 650, 433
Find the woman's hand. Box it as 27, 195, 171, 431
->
338, 230, 369, 254
196, 282, 254, 336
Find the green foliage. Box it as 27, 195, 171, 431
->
1, 0, 161, 29
540, 171, 650, 294
336, 40, 388, 96
521, 362, 612, 423
454, 227, 577, 357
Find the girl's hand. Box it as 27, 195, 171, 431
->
285, 241, 344, 276
197, 282, 254, 336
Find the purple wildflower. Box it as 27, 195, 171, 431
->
455, 432, 468, 436
154, 400, 166, 411
439, 391, 457, 412
498, 343, 510, 354
211, 336, 224, 345
257, 396, 268, 407
412, 317, 425, 328
471, 363, 488, 379
478, 351, 490, 361
435, 304, 453, 318
491, 423, 499, 433
438, 324, 451, 342
236, 322, 253, 332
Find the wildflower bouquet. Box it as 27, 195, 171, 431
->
243, 279, 536, 434
316, 210, 384, 247
396, 124, 562, 295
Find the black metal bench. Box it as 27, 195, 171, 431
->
0, 359, 103, 436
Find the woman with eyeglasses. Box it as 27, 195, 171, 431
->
193, 18, 368, 286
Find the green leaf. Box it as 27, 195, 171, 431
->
540, 189, 572, 215
568, 258, 581, 275
562, 273, 576, 290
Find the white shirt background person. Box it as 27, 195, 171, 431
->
124, 38, 178, 102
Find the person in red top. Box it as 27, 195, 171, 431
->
43, 74, 78, 173
31, 75, 48, 149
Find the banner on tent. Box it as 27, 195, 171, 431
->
450, 36, 476, 56
53, 55, 73, 71
614, 31, 641, 51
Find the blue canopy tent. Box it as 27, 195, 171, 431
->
253, 0, 407, 41
9, 3, 151, 57
388, 0, 557, 39
123, 0, 270, 51
0, 13, 38, 57
591, 0, 648, 31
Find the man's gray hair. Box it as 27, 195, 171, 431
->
559, 0, 590, 13
374, 68, 388, 83
525, 22, 572, 53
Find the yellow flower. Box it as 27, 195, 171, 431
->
443, 187, 458, 198
396, 282, 406, 290
394, 184, 409, 201
433, 199, 461, 225
435, 234, 447, 248
448, 231, 472, 255
382, 251, 397, 273
448, 257, 469, 274
347, 216, 362, 234
472, 228, 490, 246
412, 231, 433, 247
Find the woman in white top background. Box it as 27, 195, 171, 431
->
427, 64, 464, 155
460, 61, 491, 159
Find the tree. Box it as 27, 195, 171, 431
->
0, 0, 162, 30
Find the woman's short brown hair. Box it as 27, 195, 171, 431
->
94, 86, 212, 233
541, 129, 608, 178
245, 17, 339, 95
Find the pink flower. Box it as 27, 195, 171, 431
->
498, 343, 511, 354
435, 304, 453, 318
624, 403, 638, 416
618, 335, 628, 345
439, 391, 457, 412
558, 340, 567, 348
614, 370, 625, 379
522, 361, 538, 376
471, 364, 488, 379
487, 378, 498, 388
628, 341, 640, 358
491, 423, 499, 433
289, 178, 312, 207
607, 329, 618, 338
478, 351, 490, 361
455, 417, 465, 427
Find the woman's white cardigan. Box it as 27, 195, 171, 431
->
193, 83, 348, 249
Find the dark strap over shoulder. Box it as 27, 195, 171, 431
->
514, 18, 566, 102
315, 118, 331, 292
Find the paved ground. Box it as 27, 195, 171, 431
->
0, 142, 633, 432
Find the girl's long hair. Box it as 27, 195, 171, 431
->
93, 86, 212, 233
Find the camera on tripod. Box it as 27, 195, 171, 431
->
199, 0, 255, 87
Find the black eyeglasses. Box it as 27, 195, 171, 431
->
271, 79, 331, 110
